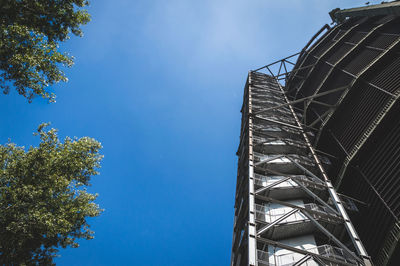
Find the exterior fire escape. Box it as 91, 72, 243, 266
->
231, 71, 371, 266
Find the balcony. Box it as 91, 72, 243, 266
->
252, 124, 304, 140
255, 202, 341, 240
254, 174, 326, 200
253, 153, 317, 174
253, 136, 307, 155
257, 244, 357, 266
255, 202, 313, 239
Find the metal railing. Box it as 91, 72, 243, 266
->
253, 153, 317, 168
255, 202, 339, 225
304, 203, 338, 217
254, 174, 314, 188
255, 204, 307, 224
257, 244, 357, 265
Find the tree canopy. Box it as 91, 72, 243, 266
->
0, 0, 91, 102
0, 124, 103, 264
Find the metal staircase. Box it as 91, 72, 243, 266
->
231, 71, 372, 266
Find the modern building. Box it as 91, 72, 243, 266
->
231, 2, 400, 266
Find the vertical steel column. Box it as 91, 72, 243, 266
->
247, 73, 257, 266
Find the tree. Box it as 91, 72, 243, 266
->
0, 0, 91, 102
0, 124, 103, 264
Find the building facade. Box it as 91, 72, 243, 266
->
231, 2, 400, 266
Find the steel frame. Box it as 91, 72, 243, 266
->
306, 18, 400, 148
333, 37, 400, 188
231, 68, 373, 266
292, 20, 363, 99
300, 18, 393, 122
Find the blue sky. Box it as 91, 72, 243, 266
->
0, 0, 376, 265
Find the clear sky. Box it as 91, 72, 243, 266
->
0, 0, 378, 265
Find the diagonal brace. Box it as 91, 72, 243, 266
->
257, 209, 299, 236
255, 177, 292, 194
254, 154, 286, 166
302, 211, 362, 264
293, 254, 313, 266
254, 85, 348, 115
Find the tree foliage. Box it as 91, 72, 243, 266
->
0, 0, 91, 102
0, 124, 103, 264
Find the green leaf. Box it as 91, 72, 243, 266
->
0, 124, 103, 264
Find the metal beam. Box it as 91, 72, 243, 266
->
293, 180, 340, 216
257, 209, 299, 236
316, 40, 400, 193
257, 237, 356, 266
302, 18, 392, 119
253, 116, 301, 130
293, 254, 313, 266
254, 85, 347, 115
254, 154, 286, 166
285, 157, 325, 184
311, 100, 335, 108
252, 52, 300, 72
255, 194, 342, 223
247, 75, 257, 266
309, 108, 333, 128
255, 177, 292, 194
275, 64, 315, 79
288, 24, 332, 86
351, 165, 399, 221
284, 59, 296, 66
256, 161, 340, 216
259, 166, 324, 186
294, 21, 363, 98
313, 36, 400, 148
312, 255, 327, 266
302, 211, 362, 264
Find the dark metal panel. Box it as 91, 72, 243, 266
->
283, 12, 400, 266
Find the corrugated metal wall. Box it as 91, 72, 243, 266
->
285, 14, 400, 265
